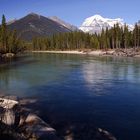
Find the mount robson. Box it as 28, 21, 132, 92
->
7, 13, 136, 41
79, 14, 134, 34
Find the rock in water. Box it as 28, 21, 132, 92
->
0, 98, 18, 109
2, 53, 15, 58
19, 113, 57, 139
0, 98, 18, 126
1, 109, 15, 126
0, 97, 60, 140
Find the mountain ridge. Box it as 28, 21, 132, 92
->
8, 13, 71, 40
48, 16, 79, 31
7, 13, 135, 40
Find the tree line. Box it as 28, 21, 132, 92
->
0, 15, 25, 54
32, 23, 140, 51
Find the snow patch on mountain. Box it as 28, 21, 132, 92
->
49, 16, 79, 31
80, 15, 134, 34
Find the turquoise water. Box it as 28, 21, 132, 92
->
1, 53, 140, 140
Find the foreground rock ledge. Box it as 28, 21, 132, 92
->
0, 97, 117, 140
0, 98, 60, 140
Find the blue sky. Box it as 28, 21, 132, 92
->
0, 0, 139, 26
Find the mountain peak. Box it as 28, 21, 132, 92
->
28, 12, 39, 16
26, 13, 42, 19
8, 13, 71, 40
79, 14, 134, 34
89, 14, 104, 20
89, 15, 123, 22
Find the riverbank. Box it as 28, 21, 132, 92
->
0, 53, 15, 58
32, 49, 140, 57
32, 50, 114, 56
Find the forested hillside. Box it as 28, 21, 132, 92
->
32, 23, 140, 50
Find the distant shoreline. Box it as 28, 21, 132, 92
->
32, 50, 114, 56
32, 49, 140, 57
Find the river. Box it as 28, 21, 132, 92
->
0, 53, 140, 140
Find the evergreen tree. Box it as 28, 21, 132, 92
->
0, 15, 25, 54
1, 15, 7, 53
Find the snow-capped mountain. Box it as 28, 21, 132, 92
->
79, 15, 134, 34
49, 16, 79, 31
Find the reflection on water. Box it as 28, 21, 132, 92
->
0, 53, 140, 140
82, 56, 140, 97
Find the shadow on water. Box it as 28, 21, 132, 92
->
0, 55, 37, 71
19, 94, 116, 140
0, 134, 16, 140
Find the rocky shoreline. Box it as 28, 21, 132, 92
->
0, 97, 60, 140
0, 53, 15, 58
0, 96, 117, 140
32, 48, 140, 57
102, 48, 140, 57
